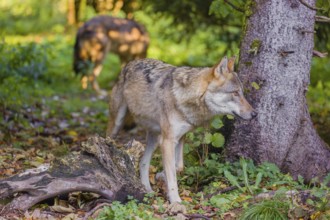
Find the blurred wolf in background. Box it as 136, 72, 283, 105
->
107, 56, 257, 203
73, 15, 149, 96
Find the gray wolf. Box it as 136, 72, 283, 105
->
73, 15, 149, 95
107, 56, 257, 203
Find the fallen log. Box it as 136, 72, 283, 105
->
0, 136, 146, 213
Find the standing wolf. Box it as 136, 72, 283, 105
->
73, 15, 149, 95
107, 56, 257, 203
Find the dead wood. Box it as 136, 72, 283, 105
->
0, 136, 146, 213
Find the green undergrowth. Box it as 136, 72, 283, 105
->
0, 38, 109, 151
96, 157, 330, 219
307, 81, 330, 144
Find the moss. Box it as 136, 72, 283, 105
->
245, 0, 256, 17
52, 145, 70, 157
239, 0, 257, 61
250, 39, 261, 50
248, 39, 262, 55
48, 153, 100, 178
244, 61, 253, 66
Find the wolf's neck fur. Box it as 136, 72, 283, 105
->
172, 67, 214, 126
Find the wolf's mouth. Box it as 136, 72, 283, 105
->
232, 112, 244, 119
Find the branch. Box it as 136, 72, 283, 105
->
297, 0, 322, 11
0, 136, 146, 213
184, 213, 216, 220
83, 203, 112, 220
313, 50, 328, 58
315, 15, 330, 23
224, 0, 244, 13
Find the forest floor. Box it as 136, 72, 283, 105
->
0, 92, 153, 219
0, 89, 234, 220
0, 37, 329, 220
1, 86, 330, 220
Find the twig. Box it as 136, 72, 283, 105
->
278, 50, 295, 57
83, 202, 112, 220
315, 15, 330, 23
206, 181, 255, 199
300, 29, 316, 34
83, 198, 113, 211
224, 0, 244, 13
184, 213, 216, 220
313, 50, 328, 58
297, 0, 321, 11
206, 185, 239, 199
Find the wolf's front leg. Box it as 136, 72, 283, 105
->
161, 136, 182, 203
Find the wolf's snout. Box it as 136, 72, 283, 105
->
251, 111, 258, 118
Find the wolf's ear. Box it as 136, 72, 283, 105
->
227, 56, 236, 72
214, 56, 228, 78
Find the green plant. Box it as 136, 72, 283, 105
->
239, 199, 290, 220
307, 81, 330, 144
182, 116, 226, 188
0, 41, 51, 82
96, 199, 157, 220
222, 158, 263, 195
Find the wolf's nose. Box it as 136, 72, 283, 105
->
251, 111, 258, 118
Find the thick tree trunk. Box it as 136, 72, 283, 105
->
0, 136, 146, 212
225, 0, 330, 181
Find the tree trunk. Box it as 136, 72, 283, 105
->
225, 0, 330, 181
67, 0, 76, 26
0, 136, 146, 213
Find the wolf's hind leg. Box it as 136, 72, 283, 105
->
140, 132, 158, 192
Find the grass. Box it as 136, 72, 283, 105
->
239, 199, 289, 220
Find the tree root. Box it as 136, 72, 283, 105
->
0, 135, 146, 214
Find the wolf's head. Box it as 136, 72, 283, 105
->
204, 56, 257, 120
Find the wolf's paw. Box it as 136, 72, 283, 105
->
166, 202, 187, 215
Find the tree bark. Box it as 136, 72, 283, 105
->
67, 0, 76, 26
0, 136, 146, 213
225, 0, 330, 181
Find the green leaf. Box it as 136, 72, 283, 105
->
224, 170, 244, 191
211, 116, 224, 129
204, 132, 213, 144
210, 196, 231, 207
297, 175, 304, 185
241, 158, 253, 194
186, 132, 195, 141
251, 81, 260, 90
255, 172, 263, 188
211, 133, 225, 148
218, 5, 230, 17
